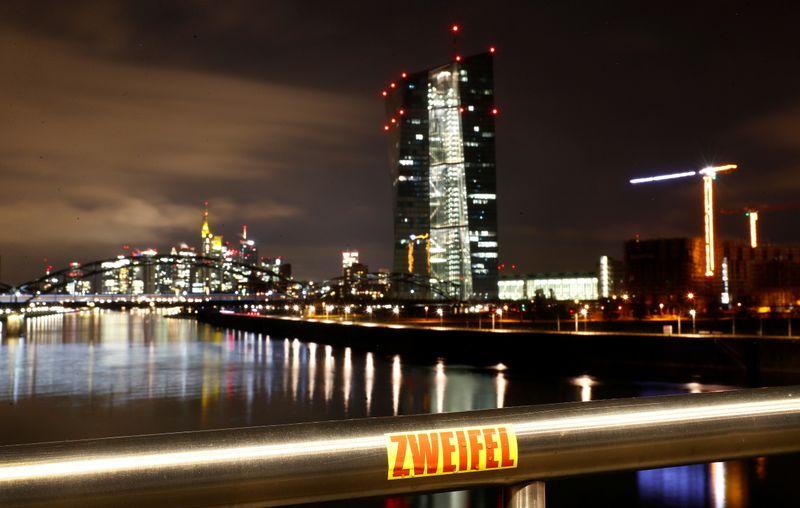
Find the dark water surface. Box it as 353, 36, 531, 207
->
1, 310, 798, 507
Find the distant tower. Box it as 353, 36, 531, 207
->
383, 32, 500, 300
240, 225, 258, 265
201, 202, 214, 256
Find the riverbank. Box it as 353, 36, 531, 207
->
198, 311, 800, 386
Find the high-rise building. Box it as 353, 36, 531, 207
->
384, 50, 499, 300
239, 225, 258, 265
201, 202, 214, 257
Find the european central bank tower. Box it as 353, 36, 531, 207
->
384, 51, 499, 300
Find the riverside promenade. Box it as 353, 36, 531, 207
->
199, 310, 800, 386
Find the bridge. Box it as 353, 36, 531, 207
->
0, 253, 298, 311
0, 254, 461, 309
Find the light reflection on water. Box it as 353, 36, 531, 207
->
0, 310, 780, 507
0, 311, 512, 427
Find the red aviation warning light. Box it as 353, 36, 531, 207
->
491, 107, 499, 115
381, 90, 388, 97
489, 46, 496, 53
451, 23, 461, 61
383, 125, 390, 131
390, 82, 396, 88
401, 72, 407, 78
398, 109, 405, 115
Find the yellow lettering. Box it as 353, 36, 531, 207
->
483, 428, 499, 468
407, 432, 439, 475
386, 424, 517, 480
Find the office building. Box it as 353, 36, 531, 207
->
499, 273, 599, 302
384, 50, 499, 300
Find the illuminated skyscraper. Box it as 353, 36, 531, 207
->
239, 225, 258, 265
384, 50, 499, 300
201, 202, 214, 257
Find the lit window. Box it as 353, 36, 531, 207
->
473, 126, 480, 132
415, 134, 424, 140
468, 105, 475, 111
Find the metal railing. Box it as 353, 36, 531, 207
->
2, 386, 800, 507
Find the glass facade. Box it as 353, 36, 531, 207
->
385, 53, 499, 300
499, 275, 600, 301
428, 63, 472, 300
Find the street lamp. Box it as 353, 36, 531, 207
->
436, 307, 443, 326
689, 309, 697, 333
393, 305, 400, 323
580, 307, 588, 331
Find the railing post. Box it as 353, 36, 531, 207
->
506, 481, 545, 508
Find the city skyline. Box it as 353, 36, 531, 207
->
2, 2, 800, 285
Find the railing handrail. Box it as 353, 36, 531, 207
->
2, 386, 800, 507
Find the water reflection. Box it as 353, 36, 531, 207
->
365, 352, 374, 415
308, 342, 317, 403
0, 311, 780, 507
324, 344, 334, 404
572, 374, 596, 402
637, 461, 747, 508
434, 359, 446, 414
343, 347, 352, 413
495, 372, 506, 409
392, 354, 402, 416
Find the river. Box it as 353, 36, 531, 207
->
1, 309, 798, 507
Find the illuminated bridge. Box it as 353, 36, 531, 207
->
0, 254, 461, 309
0, 254, 296, 306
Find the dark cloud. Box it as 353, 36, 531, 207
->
0, 28, 381, 281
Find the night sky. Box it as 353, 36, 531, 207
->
2, 1, 800, 285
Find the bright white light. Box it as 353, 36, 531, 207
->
698, 164, 737, 175
629, 171, 697, 184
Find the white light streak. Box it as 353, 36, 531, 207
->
629, 171, 697, 184
0, 436, 384, 482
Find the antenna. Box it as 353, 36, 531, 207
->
451, 23, 460, 60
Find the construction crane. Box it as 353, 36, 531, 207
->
720, 202, 800, 248
630, 164, 738, 277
